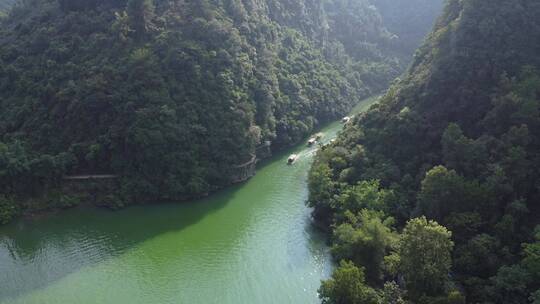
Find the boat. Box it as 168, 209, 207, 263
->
287, 154, 298, 164
341, 116, 350, 123
307, 138, 316, 146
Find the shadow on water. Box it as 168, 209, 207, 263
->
0, 185, 240, 300
0, 95, 380, 302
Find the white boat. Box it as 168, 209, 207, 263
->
287, 154, 298, 164
341, 116, 350, 123
307, 138, 316, 146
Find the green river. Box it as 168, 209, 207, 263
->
0, 97, 378, 304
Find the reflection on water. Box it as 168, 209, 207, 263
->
0, 190, 236, 299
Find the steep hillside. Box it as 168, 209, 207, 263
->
0, 0, 406, 222
0, 0, 443, 223
309, 0, 540, 302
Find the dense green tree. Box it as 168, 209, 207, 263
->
490, 265, 532, 304
308, 161, 336, 225
308, 0, 540, 302
453, 233, 501, 277
319, 260, 380, 304
522, 227, 540, 285
0, 195, 17, 224
416, 166, 485, 222
380, 281, 406, 304
444, 212, 483, 243
441, 123, 487, 177
0, 0, 446, 222
332, 209, 397, 283
336, 180, 394, 216
398, 217, 454, 299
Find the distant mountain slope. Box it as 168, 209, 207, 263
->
371, 0, 445, 57
309, 0, 540, 302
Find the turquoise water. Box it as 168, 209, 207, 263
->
0, 96, 377, 304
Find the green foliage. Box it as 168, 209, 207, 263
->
308, 159, 336, 225
308, 0, 540, 302
57, 194, 82, 208
398, 217, 454, 299
0, 195, 18, 224
416, 166, 485, 222
446, 291, 466, 304
453, 233, 501, 278
0, 141, 70, 196
490, 264, 532, 304
319, 260, 380, 304
96, 193, 126, 210
1, 0, 441, 222
522, 227, 540, 281
332, 209, 397, 283
380, 281, 406, 304
441, 124, 487, 177
417, 291, 465, 304
336, 180, 394, 216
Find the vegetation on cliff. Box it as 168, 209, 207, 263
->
0, 0, 443, 223
309, 0, 540, 302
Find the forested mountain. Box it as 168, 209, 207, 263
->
0, 0, 442, 223
309, 0, 540, 303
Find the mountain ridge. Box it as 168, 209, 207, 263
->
309, 0, 540, 302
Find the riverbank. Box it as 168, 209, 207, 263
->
1, 95, 380, 226
0, 95, 379, 304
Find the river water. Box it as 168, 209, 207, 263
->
0, 97, 377, 304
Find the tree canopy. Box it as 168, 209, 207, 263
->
0, 0, 443, 223
309, 0, 540, 302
